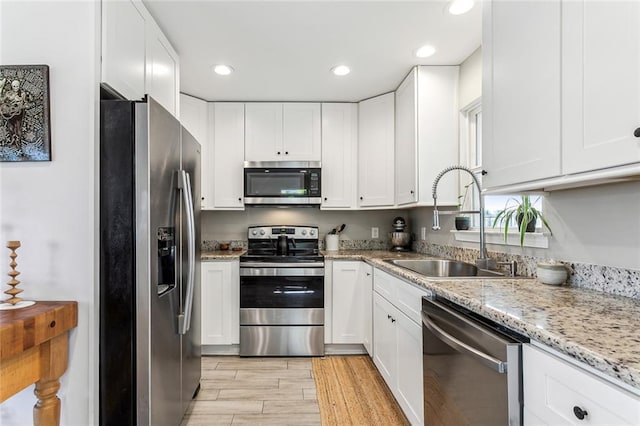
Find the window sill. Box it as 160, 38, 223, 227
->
450, 229, 549, 249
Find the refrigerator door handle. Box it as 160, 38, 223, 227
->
178, 169, 196, 335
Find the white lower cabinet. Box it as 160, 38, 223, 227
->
523, 344, 640, 425
201, 260, 239, 345
330, 261, 373, 354
373, 268, 427, 425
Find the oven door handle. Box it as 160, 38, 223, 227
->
240, 267, 324, 276
422, 311, 508, 373
240, 262, 324, 268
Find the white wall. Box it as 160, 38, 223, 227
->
0, 2, 99, 425
202, 208, 405, 243
409, 181, 640, 270
458, 47, 482, 108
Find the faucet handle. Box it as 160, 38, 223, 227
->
432, 209, 441, 231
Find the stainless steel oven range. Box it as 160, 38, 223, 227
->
239, 225, 324, 356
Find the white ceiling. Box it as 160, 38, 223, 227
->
144, 1, 481, 102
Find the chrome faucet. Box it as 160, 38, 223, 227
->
432, 165, 496, 271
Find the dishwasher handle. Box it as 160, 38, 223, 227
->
422, 311, 508, 374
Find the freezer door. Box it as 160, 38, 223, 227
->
180, 126, 202, 411
135, 97, 183, 426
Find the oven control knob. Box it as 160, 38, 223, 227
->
301, 230, 307, 236
251, 230, 258, 236
259, 230, 266, 236
310, 229, 316, 236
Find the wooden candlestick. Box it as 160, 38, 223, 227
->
5, 241, 22, 305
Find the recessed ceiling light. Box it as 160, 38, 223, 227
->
415, 45, 436, 58
448, 0, 475, 15
331, 65, 350, 76
213, 64, 234, 76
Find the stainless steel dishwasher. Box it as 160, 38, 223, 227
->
422, 296, 528, 425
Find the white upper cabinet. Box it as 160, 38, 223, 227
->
245, 103, 283, 161
358, 92, 395, 207
211, 103, 245, 210
146, 19, 180, 117
482, 0, 562, 189
483, 0, 640, 191
244, 103, 320, 162
395, 68, 418, 205
180, 94, 209, 208
321, 103, 358, 209
562, 0, 640, 174
283, 103, 321, 161
101, 0, 146, 101
102, 0, 180, 117
180, 94, 207, 145
396, 66, 460, 206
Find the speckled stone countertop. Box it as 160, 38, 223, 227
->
202, 249, 246, 260
323, 250, 640, 392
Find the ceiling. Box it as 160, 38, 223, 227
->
144, 1, 481, 102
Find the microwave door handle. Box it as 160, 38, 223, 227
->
422, 311, 507, 373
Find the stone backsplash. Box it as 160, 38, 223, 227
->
413, 241, 640, 300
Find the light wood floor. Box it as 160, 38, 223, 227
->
181, 356, 321, 425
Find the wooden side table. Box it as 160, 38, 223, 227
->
0, 301, 78, 426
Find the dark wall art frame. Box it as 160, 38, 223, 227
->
0, 65, 51, 162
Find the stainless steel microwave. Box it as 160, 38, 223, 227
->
243, 161, 321, 205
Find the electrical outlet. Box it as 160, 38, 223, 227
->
371, 227, 379, 238
421, 227, 426, 240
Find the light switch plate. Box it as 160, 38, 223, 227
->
421, 227, 426, 240
371, 227, 379, 238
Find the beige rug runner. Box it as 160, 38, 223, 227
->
312, 355, 409, 426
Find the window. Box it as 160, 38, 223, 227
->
459, 100, 544, 231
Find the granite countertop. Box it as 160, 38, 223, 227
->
323, 250, 640, 392
202, 249, 246, 260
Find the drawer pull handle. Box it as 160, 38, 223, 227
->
634, 127, 640, 137
573, 406, 588, 420
49, 320, 56, 328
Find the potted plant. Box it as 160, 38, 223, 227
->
455, 182, 473, 231
492, 195, 552, 246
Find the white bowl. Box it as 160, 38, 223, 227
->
536, 262, 568, 285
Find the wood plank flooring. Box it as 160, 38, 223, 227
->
182, 355, 408, 426
181, 356, 321, 425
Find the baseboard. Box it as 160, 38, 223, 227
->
324, 344, 369, 355
202, 344, 240, 355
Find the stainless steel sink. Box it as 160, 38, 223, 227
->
384, 259, 508, 278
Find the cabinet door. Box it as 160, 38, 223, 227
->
562, 0, 640, 174
101, 0, 146, 100
201, 261, 239, 345
482, 0, 562, 189
373, 292, 397, 387
332, 261, 365, 344
360, 264, 373, 356
212, 103, 245, 209
245, 103, 283, 161
416, 66, 460, 206
283, 103, 321, 161
395, 312, 424, 425
146, 21, 179, 117
395, 68, 418, 205
358, 92, 395, 207
321, 103, 358, 209
180, 94, 209, 208
523, 345, 640, 425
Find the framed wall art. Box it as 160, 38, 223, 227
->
0, 65, 51, 162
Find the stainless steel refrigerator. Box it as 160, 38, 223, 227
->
99, 96, 201, 426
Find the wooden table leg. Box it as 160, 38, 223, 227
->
33, 333, 68, 426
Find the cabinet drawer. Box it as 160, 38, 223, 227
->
373, 268, 397, 303
396, 280, 428, 325
524, 345, 640, 425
